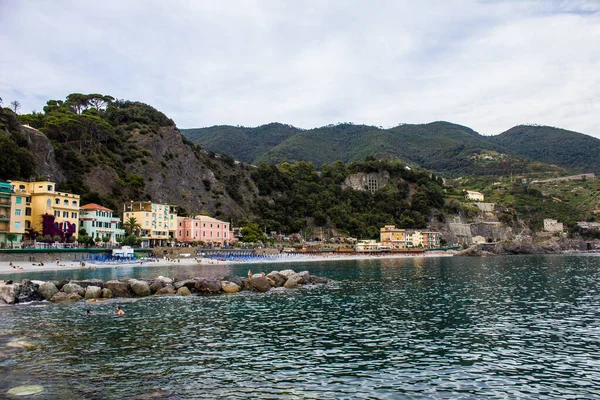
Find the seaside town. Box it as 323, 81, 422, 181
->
0, 179, 448, 256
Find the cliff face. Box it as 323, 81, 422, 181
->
20, 125, 64, 182
28, 125, 260, 219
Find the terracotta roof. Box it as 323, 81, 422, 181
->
80, 203, 113, 212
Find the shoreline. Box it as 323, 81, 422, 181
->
0, 252, 455, 276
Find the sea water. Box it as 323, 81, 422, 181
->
1, 255, 599, 399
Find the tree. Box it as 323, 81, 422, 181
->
123, 217, 142, 236
6, 232, 16, 248
10, 100, 20, 113
240, 223, 266, 243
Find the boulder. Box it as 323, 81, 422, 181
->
194, 277, 221, 293
248, 275, 271, 292
38, 282, 59, 301
284, 271, 310, 289
50, 292, 82, 302
221, 274, 243, 287
221, 281, 241, 293
310, 275, 330, 284
52, 280, 69, 291
62, 283, 85, 297
130, 280, 151, 297
266, 271, 287, 287
0, 284, 18, 304
278, 269, 296, 279
16, 280, 42, 303
84, 286, 102, 299
156, 285, 175, 296
173, 279, 196, 291
101, 288, 113, 299
69, 279, 104, 289
104, 281, 132, 298
157, 276, 173, 284
177, 287, 191, 296
149, 280, 165, 294
240, 278, 252, 291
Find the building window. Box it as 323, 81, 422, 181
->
55, 199, 60, 205
210, 224, 213, 228
47, 185, 53, 191
15, 222, 21, 229
20, 185, 25, 190
71, 212, 77, 219
15, 209, 21, 216
145, 221, 149, 226
203, 232, 205, 237
210, 232, 213, 237
92, 221, 95, 227
72, 201, 77, 207
195, 223, 198, 227
16, 197, 22, 204
26, 196, 31, 203
54, 211, 60, 217
217, 224, 220, 228
186, 230, 189, 237
217, 232, 219, 237
63, 200, 68, 206
63, 211, 68, 218
224, 232, 227, 238
25, 208, 31, 216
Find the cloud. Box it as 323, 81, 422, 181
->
1, 0, 599, 138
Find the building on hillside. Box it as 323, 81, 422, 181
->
380, 225, 441, 249
176, 215, 234, 246
380, 225, 406, 249
9, 180, 80, 239
0, 181, 25, 247
122, 201, 177, 247
79, 204, 125, 245
577, 221, 600, 230
356, 240, 380, 252
465, 191, 484, 201
543, 219, 564, 233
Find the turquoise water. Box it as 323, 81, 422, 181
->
1, 255, 600, 399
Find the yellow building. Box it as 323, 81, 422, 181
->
380, 225, 406, 249
10, 180, 80, 238
122, 201, 178, 247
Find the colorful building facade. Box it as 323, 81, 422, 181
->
122, 201, 177, 247
10, 180, 80, 239
0, 181, 25, 246
380, 225, 441, 249
176, 215, 233, 245
79, 203, 125, 245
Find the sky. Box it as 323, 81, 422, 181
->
1, 0, 599, 137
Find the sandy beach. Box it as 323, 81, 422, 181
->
0, 252, 454, 275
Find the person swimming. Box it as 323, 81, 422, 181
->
114, 306, 125, 316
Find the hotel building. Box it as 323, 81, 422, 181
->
122, 201, 177, 247
176, 215, 233, 246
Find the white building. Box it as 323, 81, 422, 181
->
465, 191, 484, 201
79, 203, 125, 245
543, 219, 564, 233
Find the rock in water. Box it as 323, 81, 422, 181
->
194, 277, 221, 293
104, 281, 132, 298
173, 279, 196, 291
177, 287, 191, 296
278, 269, 296, 279
38, 282, 59, 301
16, 280, 42, 303
69, 279, 104, 289
156, 285, 175, 296
221, 281, 241, 293
7, 384, 44, 396
248, 275, 271, 292
0, 284, 18, 304
85, 286, 102, 299
284, 271, 310, 289
267, 271, 287, 287
101, 288, 113, 299
50, 292, 82, 303
130, 280, 151, 297
62, 283, 85, 297
6, 340, 37, 350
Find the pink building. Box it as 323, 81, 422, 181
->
176, 215, 233, 245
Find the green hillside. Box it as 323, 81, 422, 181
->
488, 125, 600, 174
182, 121, 578, 177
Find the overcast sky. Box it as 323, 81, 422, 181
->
1, 1, 599, 137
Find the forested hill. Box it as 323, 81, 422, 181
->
182, 122, 600, 176
487, 125, 600, 174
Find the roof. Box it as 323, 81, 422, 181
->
80, 203, 113, 212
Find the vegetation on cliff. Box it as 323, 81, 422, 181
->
249, 158, 446, 239
0, 107, 36, 179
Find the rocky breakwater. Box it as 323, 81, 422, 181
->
0, 269, 330, 305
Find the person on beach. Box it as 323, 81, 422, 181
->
248, 268, 253, 277
114, 306, 125, 316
